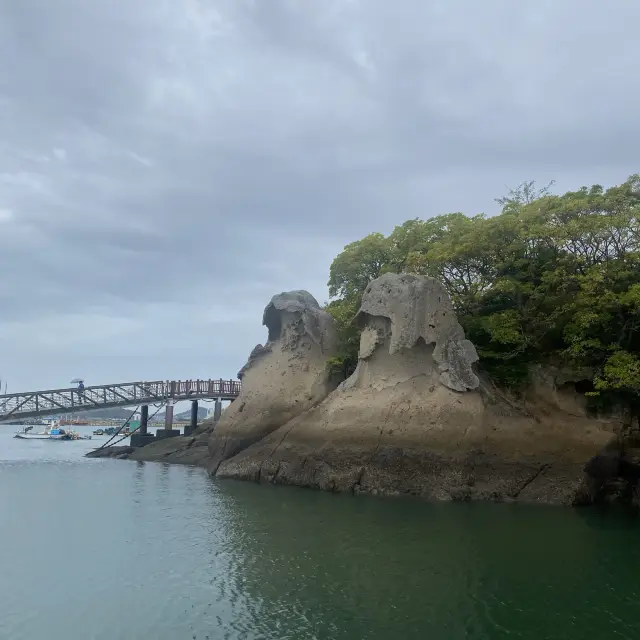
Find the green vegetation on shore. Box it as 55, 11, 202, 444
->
326, 174, 640, 420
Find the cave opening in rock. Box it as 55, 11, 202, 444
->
574, 379, 595, 394
557, 379, 595, 397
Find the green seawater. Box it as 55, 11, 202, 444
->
1, 426, 639, 639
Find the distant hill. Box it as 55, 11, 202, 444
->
27, 408, 136, 421
72, 408, 135, 420
73, 407, 209, 422
13, 407, 136, 425
152, 407, 210, 422
13, 406, 211, 424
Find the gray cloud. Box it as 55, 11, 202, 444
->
0, 0, 639, 391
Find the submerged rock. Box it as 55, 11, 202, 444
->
86, 446, 134, 460
217, 274, 619, 505
128, 433, 210, 466
90, 433, 213, 466
207, 289, 339, 472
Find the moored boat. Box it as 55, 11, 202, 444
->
15, 432, 67, 440
14, 421, 90, 440
70, 432, 92, 440
15, 425, 70, 440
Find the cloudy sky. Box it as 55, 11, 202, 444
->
0, 0, 638, 394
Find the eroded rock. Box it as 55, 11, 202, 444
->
355, 274, 479, 391
207, 289, 338, 472
217, 274, 620, 505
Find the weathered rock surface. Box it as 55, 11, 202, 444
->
207, 290, 339, 472
86, 432, 213, 466
86, 446, 135, 460
217, 274, 621, 505
129, 433, 211, 465
353, 274, 479, 392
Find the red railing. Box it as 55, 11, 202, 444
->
168, 379, 241, 397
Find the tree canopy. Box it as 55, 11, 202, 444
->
325, 175, 640, 414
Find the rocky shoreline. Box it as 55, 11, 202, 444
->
90, 274, 640, 507
87, 430, 212, 465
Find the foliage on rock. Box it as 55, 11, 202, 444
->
326, 174, 640, 409
324, 297, 360, 379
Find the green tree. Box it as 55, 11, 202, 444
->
595, 350, 640, 429
324, 296, 361, 379
494, 179, 555, 212
328, 233, 391, 300
325, 174, 640, 403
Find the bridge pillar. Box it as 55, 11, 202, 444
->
140, 405, 149, 435
214, 398, 222, 422
184, 400, 198, 437
156, 401, 180, 440
130, 404, 156, 447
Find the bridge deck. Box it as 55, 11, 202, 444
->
0, 379, 240, 422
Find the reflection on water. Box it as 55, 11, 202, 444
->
1, 426, 639, 640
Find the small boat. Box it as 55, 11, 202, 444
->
70, 432, 92, 440
93, 429, 105, 436
14, 425, 52, 439
15, 424, 71, 440
14, 421, 90, 441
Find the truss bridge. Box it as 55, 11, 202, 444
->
0, 379, 240, 423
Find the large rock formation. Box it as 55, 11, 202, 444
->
207, 290, 339, 471
347, 274, 480, 393
216, 274, 621, 505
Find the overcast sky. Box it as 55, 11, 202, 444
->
0, 0, 639, 393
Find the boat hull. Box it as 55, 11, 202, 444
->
14, 433, 68, 440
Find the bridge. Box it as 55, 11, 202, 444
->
0, 379, 240, 423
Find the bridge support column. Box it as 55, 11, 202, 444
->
156, 401, 180, 440
140, 405, 149, 435
131, 404, 156, 447
214, 398, 222, 422
184, 400, 198, 437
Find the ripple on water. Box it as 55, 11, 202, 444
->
1, 429, 640, 639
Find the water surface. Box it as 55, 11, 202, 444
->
1, 425, 639, 639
